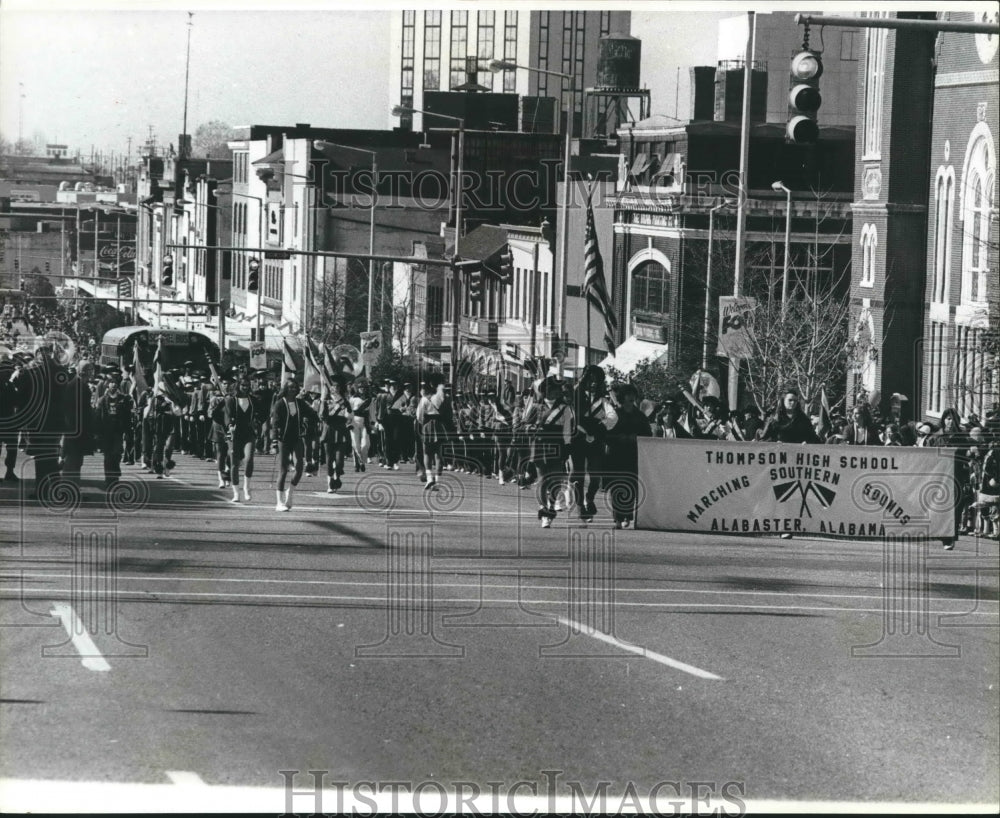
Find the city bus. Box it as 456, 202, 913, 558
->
100, 326, 219, 372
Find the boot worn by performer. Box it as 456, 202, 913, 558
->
242, 477, 252, 502
275, 489, 288, 512
283, 486, 294, 510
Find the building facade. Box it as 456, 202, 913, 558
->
921, 11, 999, 421
389, 9, 631, 136
605, 112, 854, 385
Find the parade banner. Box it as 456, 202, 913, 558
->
716, 296, 756, 360
636, 439, 956, 539
360, 331, 382, 367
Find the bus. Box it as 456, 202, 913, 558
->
100, 326, 219, 372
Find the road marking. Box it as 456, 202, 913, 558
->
165, 771, 207, 787
48, 603, 111, 672
7, 572, 998, 608
555, 616, 723, 679
17, 588, 994, 617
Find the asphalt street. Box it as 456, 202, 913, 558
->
1, 451, 997, 813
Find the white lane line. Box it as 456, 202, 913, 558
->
165, 771, 207, 787
7, 572, 998, 607
48, 603, 111, 672
21, 589, 995, 616
556, 615, 723, 680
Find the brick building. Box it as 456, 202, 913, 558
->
851, 10, 998, 422
605, 91, 855, 381
921, 12, 999, 422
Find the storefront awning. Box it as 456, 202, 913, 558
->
599, 335, 669, 375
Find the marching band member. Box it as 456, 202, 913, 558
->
348, 381, 371, 472
531, 376, 575, 529
270, 377, 317, 511
319, 375, 352, 493
570, 365, 616, 521
605, 382, 652, 529
417, 374, 452, 490
220, 377, 258, 503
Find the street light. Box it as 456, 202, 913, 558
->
490, 59, 574, 349
391, 105, 465, 389
703, 199, 735, 370
312, 140, 378, 334
772, 181, 792, 315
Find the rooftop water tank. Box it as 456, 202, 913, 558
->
596, 34, 641, 90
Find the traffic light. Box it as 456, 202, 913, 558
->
13, 259, 19, 273
81, 302, 90, 319
468, 264, 483, 303
161, 255, 174, 288
787, 49, 823, 144
497, 248, 513, 285
247, 258, 260, 292
45, 261, 50, 274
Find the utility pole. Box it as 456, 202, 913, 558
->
181, 12, 194, 157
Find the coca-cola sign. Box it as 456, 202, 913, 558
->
98, 245, 136, 261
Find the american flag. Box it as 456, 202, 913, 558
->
582, 188, 617, 355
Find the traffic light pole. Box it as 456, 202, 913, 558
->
794, 13, 999, 34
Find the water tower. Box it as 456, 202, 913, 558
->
584, 34, 651, 139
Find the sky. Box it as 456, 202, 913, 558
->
2, 1, 988, 159
0, 0, 737, 158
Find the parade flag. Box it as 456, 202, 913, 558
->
153, 336, 187, 410
131, 342, 148, 400
582, 187, 617, 355
280, 337, 298, 385
818, 386, 832, 440
205, 355, 223, 391
689, 369, 722, 403
302, 340, 324, 394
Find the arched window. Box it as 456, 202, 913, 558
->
631, 260, 670, 317
932, 165, 955, 304
859, 223, 876, 288
959, 125, 995, 304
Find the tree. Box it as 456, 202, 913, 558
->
738, 274, 853, 417
192, 121, 237, 159
308, 259, 369, 348
677, 190, 853, 415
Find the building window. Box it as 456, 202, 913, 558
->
477, 11, 495, 91
932, 166, 955, 304
423, 10, 441, 91
573, 11, 585, 119
632, 261, 670, 316
861, 14, 888, 160
450, 11, 469, 90
955, 325, 991, 419
859, 223, 876, 288
840, 30, 859, 61
503, 11, 518, 93
600, 10, 611, 37
927, 321, 948, 415
537, 11, 550, 96
959, 126, 995, 305
400, 11, 415, 129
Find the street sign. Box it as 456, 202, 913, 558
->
264, 250, 292, 260
250, 343, 267, 370
421, 344, 450, 353
360, 331, 382, 367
